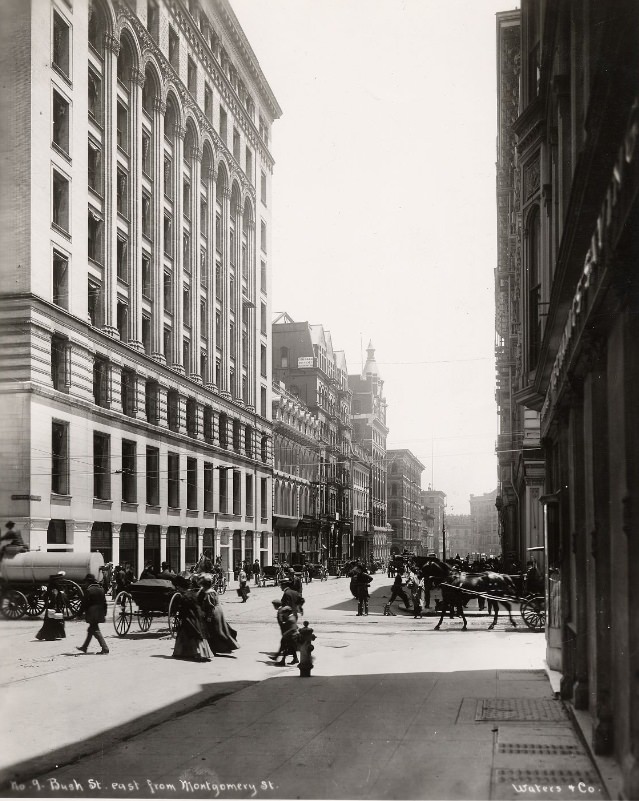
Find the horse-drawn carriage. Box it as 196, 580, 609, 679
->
112, 578, 182, 637
260, 565, 285, 587
0, 551, 104, 620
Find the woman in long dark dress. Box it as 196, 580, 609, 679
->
172, 589, 212, 661
198, 575, 239, 655
35, 572, 67, 641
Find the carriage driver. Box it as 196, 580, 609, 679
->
0, 521, 27, 560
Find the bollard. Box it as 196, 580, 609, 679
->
298, 621, 316, 677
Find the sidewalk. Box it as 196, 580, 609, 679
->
0, 579, 612, 800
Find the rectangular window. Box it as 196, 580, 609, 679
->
121, 367, 135, 415
53, 250, 69, 309
117, 169, 128, 216
187, 457, 197, 510
260, 171, 267, 205
142, 315, 151, 354
167, 390, 179, 432
52, 90, 70, 154
168, 26, 179, 70
93, 356, 109, 407
183, 286, 190, 326
233, 128, 240, 161
200, 247, 207, 285
52, 170, 69, 232
51, 421, 69, 495
260, 477, 267, 519
260, 220, 267, 253
215, 213, 222, 253
163, 213, 172, 257
200, 298, 207, 334
261, 260, 266, 293
88, 279, 102, 326
146, 0, 159, 41
117, 101, 128, 152
183, 338, 190, 374
219, 467, 227, 513
200, 200, 207, 237
188, 56, 197, 95
116, 236, 128, 281
245, 147, 253, 183
88, 68, 102, 123
246, 474, 253, 517
232, 470, 241, 515
260, 344, 267, 377
163, 270, 172, 312
168, 452, 180, 508
142, 254, 151, 298
53, 11, 70, 78
51, 334, 69, 391
146, 446, 159, 505
229, 321, 236, 357
88, 211, 103, 263
204, 83, 213, 121
215, 310, 221, 342
260, 386, 266, 418
142, 193, 151, 238
203, 462, 213, 512
260, 302, 266, 333
183, 180, 191, 218
93, 431, 110, 500
164, 156, 173, 199
183, 232, 190, 272
142, 130, 151, 175
145, 380, 159, 425
88, 140, 102, 194
164, 327, 172, 364
219, 106, 227, 144
116, 300, 128, 342
121, 439, 137, 503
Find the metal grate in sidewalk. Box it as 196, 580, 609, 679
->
476, 697, 569, 721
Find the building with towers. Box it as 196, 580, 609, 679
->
0, 0, 280, 572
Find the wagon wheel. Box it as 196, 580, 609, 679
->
61, 580, 83, 619
520, 595, 545, 631
0, 589, 28, 619
168, 593, 181, 638
138, 611, 153, 631
113, 592, 133, 636
24, 588, 47, 618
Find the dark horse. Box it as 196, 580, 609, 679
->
417, 558, 518, 631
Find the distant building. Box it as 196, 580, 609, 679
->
445, 514, 473, 558
469, 490, 500, 558
387, 450, 424, 555
272, 314, 353, 565
420, 489, 446, 558
349, 342, 392, 561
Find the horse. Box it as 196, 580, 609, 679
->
418, 558, 518, 631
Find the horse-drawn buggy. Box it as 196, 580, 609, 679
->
0, 551, 104, 620
112, 578, 183, 637
260, 565, 285, 587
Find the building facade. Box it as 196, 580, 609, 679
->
469, 490, 500, 558
351, 442, 373, 563
445, 514, 473, 559
387, 450, 424, 555
272, 314, 353, 567
349, 342, 391, 562
420, 489, 446, 558
0, 0, 280, 573
498, 1, 639, 793
271, 380, 321, 564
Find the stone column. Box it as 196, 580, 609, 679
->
72, 520, 92, 552
171, 126, 186, 373
127, 67, 145, 351
102, 34, 119, 337
151, 97, 166, 363
205, 165, 216, 389
111, 522, 121, 566
179, 527, 187, 572
220, 187, 231, 397
137, 524, 146, 577
197, 527, 204, 558
160, 525, 167, 565
189, 147, 202, 382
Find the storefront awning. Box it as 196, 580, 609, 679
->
273, 515, 301, 530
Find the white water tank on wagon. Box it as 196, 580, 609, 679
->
0, 552, 104, 583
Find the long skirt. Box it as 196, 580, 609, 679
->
36, 614, 66, 641
206, 606, 239, 654
172, 616, 212, 661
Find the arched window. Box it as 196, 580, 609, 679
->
261, 435, 269, 463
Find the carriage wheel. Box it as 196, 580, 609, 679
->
113, 592, 133, 636
0, 590, 28, 619
521, 596, 545, 630
25, 589, 47, 618
168, 593, 181, 638
62, 581, 83, 620
138, 612, 153, 632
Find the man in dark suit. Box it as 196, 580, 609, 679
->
77, 573, 109, 654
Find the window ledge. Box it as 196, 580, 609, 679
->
93, 498, 112, 509
51, 493, 72, 503
146, 504, 161, 513
121, 501, 138, 511
203, 511, 216, 518
186, 508, 199, 516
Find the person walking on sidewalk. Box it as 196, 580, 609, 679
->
388, 571, 411, 611
77, 574, 109, 654
253, 559, 261, 586
237, 566, 250, 602
354, 565, 373, 616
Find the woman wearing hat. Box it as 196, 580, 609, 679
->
35, 572, 67, 641
172, 581, 212, 662
198, 575, 238, 656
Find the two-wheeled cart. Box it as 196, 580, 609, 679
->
112, 578, 182, 637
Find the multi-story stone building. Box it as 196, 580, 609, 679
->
496, 2, 639, 792
349, 342, 391, 562
350, 442, 372, 563
272, 314, 353, 566
445, 514, 473, 559
420, 488, 446, 558
495, 9, 544, 573
387, 450, 424, 555
271, 380, 321, 564
469, 490, 500, 558
0, 0, 280, 573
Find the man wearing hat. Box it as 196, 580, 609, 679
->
0, 521, 26, 560
77, 574, 109, 654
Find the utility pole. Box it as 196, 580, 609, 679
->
442, 507, 447, 562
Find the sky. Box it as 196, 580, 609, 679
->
232, 0, 518, 514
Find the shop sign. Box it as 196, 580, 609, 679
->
297, 357, 314, 368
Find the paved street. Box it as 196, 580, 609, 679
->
0, 576, 607, 800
